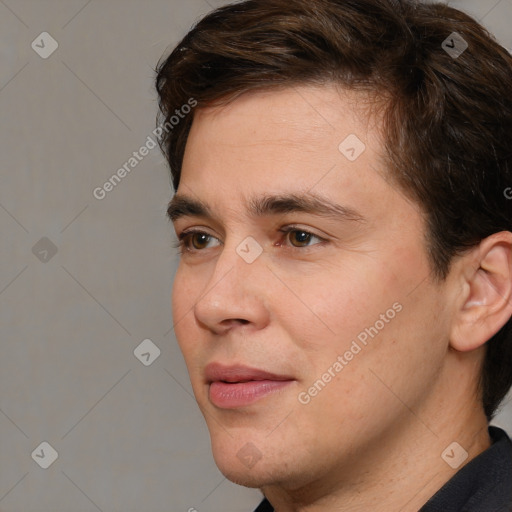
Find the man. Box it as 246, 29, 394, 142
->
156, 0, 512, 510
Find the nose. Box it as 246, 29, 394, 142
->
192, 240, 271, 335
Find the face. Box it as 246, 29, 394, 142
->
170, 85, 454, 491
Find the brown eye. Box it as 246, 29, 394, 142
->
190, 233, 213, 250
282, 228, 323, 248
288, 230, 313, 247
176, 231, 220, 253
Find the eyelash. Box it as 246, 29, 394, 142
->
172, 226, 326, 255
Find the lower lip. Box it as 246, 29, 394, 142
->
209, 380, 293, 408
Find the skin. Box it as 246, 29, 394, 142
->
170, 84, 512, 511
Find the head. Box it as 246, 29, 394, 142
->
156, 0, 512, 491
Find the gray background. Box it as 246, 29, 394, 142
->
0, 0, 510, 511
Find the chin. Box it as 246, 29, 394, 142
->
209, 437, 279, 488
217, 465, 270, 489
213, 448, 320, 495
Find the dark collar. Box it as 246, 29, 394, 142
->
420, 426, 512, 511
254, 426, 512, 512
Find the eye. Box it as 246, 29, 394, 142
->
280, 227, 325, 248
173, 230, 221, 254
173, 226, 325, 256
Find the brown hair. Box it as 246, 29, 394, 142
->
155, 0, 512, 420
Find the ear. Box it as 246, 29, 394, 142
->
450, 231, 512, 352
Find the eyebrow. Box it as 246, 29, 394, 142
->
167, 192, 365, 224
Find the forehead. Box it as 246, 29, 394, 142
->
180, 84, 385, 193
189, 84, 378, 146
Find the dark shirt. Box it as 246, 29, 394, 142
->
253, 426, 512, 511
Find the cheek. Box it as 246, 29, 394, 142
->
274, 258, 398, 357
172, 262, 213, 322
276, 245, 437, 390
172, 265, 192, 316
171, 267, 203, 359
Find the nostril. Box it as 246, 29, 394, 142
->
218, 318, 250, 330
221, 318, 249, 324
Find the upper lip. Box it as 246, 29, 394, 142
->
205, 363, 294, 384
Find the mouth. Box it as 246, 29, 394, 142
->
205, 363, 295, 409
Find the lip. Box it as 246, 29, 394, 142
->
205, 363, 295, 409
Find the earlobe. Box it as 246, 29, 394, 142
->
450, 232, 512, 352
